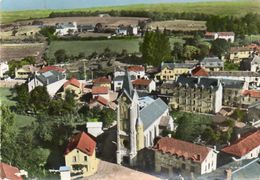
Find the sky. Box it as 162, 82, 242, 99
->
0, 0, 235, 11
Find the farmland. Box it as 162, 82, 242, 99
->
1, 1, 260, 24
0, 43, 45, 62
47, 39, 141, 59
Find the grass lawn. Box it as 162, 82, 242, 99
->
245, 34, 260, 42
0, 88, 36, 130
0, 88, 16, 106
1, 1, 259, 24
47, 39, 141, 59
47, 37, 183, 59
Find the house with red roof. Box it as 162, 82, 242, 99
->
132, 79, 156, 92
63, 77, 83, 99
40, 66, 66, 73
65, 131, 99, 177
0, 162, 26, 180
127, 65, 145, 79
191, 66, 208, 77
148, 137, 217, 175
92, 76, 111, 89
205, 32, 235, 43
241, 90, 260, 107
221, 130, 260, 160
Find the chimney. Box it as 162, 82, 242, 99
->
225, 169, 232, 180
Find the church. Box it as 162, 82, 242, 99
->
116, 72, 174, 166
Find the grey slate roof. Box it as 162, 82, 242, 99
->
36, 70, 65, 85
161, 62, 196, 70
221, 79, 244, 89
209, 71, 260, 77
140, 98, 168, 130
200, 57, 224, 68
176, 76, 219, 89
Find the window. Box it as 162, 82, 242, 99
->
84, 156, 88, 161
72, 156, 76, 162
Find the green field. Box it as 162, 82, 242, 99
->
47, 37, 184, 59
0, 88, 16, 106
1, 1, 260, 24
47, 39, 141, 58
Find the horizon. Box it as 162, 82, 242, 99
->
1, 0, 236, 12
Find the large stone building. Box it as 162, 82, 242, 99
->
160, 76, 223, 113
139, 137, 217, 177
200, 57, 224, 72
116, 72, 173, 166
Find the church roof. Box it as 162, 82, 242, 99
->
140, 98, 168, 130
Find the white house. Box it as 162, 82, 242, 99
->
205, 32, 235, 43
28, 70, 66, 97
55, 22, 77, 36
250, 55, 260, 73
0, 61, 9, 78
127, 66, 145, 79
221, 130, 260, 160
132, 79, 156, 92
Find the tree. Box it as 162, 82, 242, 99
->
29, 86, 50, 112
183, 45, 200, 60
197, 44, 210, 60
211, 39, 230, 57
14, 83, 30, 112
100, 108, 116, 127
54, 49, 67, 63
63, 89, 76, 113
0, 106, 17, 163
140, 30, 171, 66
78, 52, 85, 59
172, 42, 183, 61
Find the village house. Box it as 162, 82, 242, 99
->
88, 95, 117, 110
228, 47, 254, 63
132, 79, 156, 93
145, 137, 218, 176
155, 62, 196, 81
65, 131, 99, 177
86, 122, 103, 137
15, 65, 39, 79
28, 70, 66, 97
116, 72, 173, 166
115, 25, 139, 36
200, 57, 224, 71
241, 90, 260, 107
113, 74, 135, 91
92, 76, 112, 89
0, 61, 9, 78
250, 55, 260, 73
91, 86, 109, 100
191, 66, 209, 77
221, 130, 260, 161
221, 79, 246, 108
39, 65, 66, 74
161, 76, 223, 113
127, 65, 146, 79
77, 24, 95, 32
205, 32, 235, 43
63, 77, 83, 100
55, 22, 78, 36
0, 162, 28, 180
246, 101, 260, 128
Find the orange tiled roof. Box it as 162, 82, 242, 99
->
127, 66, 145, 72
40, 66, 65, 73
242, 90, 260, 98
191, 66, 208, 76
92, 86, 109, 94
221, 130, 260, 157
132, 79, 151, 86
154, 137, 210, 163
93, 76, 111, 84
96, 96, 108, 105
0, 163, 22, 180
205, 32, 216, 36
217, 32, 235, 36
64, 77, 81, 88
65, 132, 96, 156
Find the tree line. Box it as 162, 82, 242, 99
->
49, 11, 260, 36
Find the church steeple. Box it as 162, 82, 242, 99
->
122, 70, 134, 97
136, 106, 144, 151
